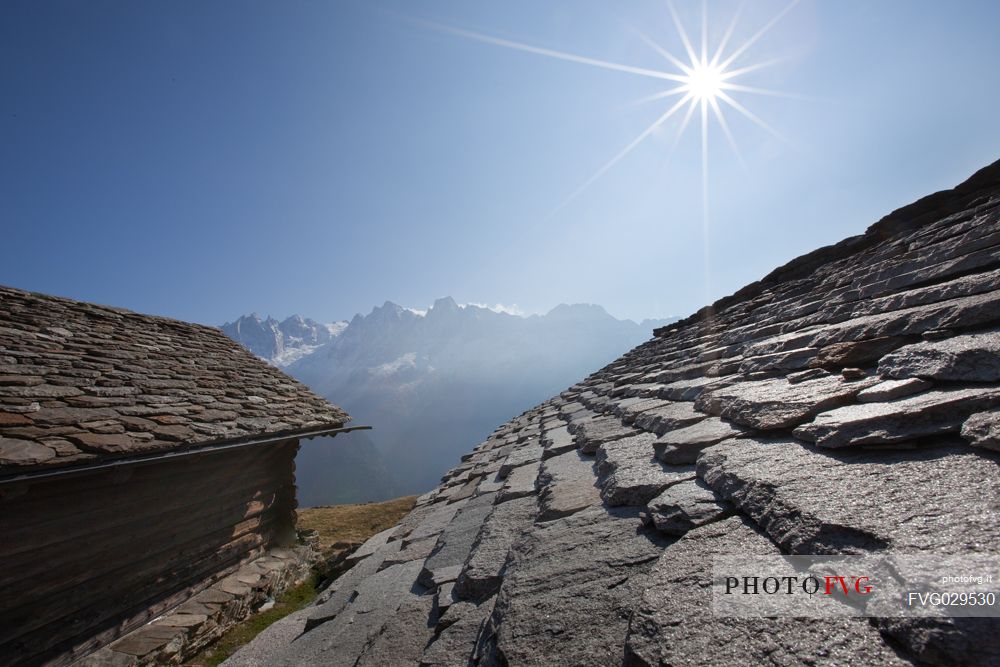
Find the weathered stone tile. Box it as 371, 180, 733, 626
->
595, 433, 695, 506
793, 387, 1000, 448
572, 414, 640, 454
421, 597, 496, 667
624, 516, 912, 667
699, 437, 1000, 553
631, 401, 705, 435
856, 377, 932, 402
380, 535, 437, 568
644, 479, 731, 535
962, 409, 1000, 451
396, 501, 463, 545
878, 329, 1000, 382
696, 374, 879, 430
657, 375, 735, 401
653, 417, 749, 464
274, 561, 425, 666
419, 493, 498, 587
497, 441, 543, 478
539, 423, 576, 459
455, 496, 537, 602
354, 594, 436, 667
619, 398, 670, 423
535, 449, 601, 521
345, 525, 398, 565
480, 506, 669, 666
496, 460, 539, 503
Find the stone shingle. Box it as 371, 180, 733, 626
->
0, 286, 348, 471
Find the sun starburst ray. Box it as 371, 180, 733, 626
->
700, 1, 708, 65
547, 93, 694, 218
627, 85, 689, 108
416, 0, 802, 219
670, 95, 700, 153
718, 82, 814, 101
710, 0, 746, 67
719, 57, 784, 81
667, 0, 700, 66
717, 0, 799, 71
426, 22, 687, 83
716, 90, 792, 146
630, 25, 692, 74
709, 95, 745, 169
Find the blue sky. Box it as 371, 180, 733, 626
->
2, 1, 999, 326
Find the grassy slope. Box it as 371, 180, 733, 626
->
184, 495, 417, 666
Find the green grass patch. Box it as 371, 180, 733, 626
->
185, 577, 318, 667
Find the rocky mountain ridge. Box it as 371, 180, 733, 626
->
220, 313, 347, 367
223, 299, 676, 504
225, 159, 1000, 666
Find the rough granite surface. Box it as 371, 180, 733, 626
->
226, 160, 1000, 666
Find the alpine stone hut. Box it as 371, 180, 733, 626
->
0, 286, 352, 665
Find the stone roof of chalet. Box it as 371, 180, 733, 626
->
0, 287, 349, 474
227, 159, 1000, 667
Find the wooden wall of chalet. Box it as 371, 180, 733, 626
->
0, 438, 300, 667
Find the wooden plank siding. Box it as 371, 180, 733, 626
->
0, 438, 300, 667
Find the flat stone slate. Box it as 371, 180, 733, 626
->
345, 525, 397, 565
696, 374, 880, 431
793, 386, 1000, 448
962, 409, 1000, 451
497, 441, 543, 478
565, 409, 599, 434
653, 417, 749, 464
397, 500, 464, 545
808, 290, 1000, 351
421, 597, 496, 667
856, 377, 933, 402
699, 438, 1000, 554
538, 423, 576, 459
608, 396, 653, 417
380, 535, 438, 568
480, 505, 669, 667
624, 516, 913, 667
354, 594, 436, 667
595, 433, 695, 506
535, 449, 601, 521
455, 496, 537, 602
496, 460, 539, 503
657, 375, 734, 401
879, 329, 1000, 382
572, 414, 641, 454
644, 478, 731, 535
419, 492, 498, 588
221, 608, 312, 667
631, 400, 706, 435
310, 538, 403, 615
272, 560, 425, 667
618, 398, 670, 423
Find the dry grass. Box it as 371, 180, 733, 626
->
297, 495, 418, 551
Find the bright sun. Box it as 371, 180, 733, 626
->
429, 0, 799, 216
684, 62, 725, 102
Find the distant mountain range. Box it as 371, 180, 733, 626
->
220, 314, 347, 367
221, 298, 675, 505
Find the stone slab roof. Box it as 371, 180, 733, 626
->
227, 159, 1000, 666
0, 287, 349, 474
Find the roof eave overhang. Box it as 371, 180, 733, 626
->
0, 424, 372, 488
